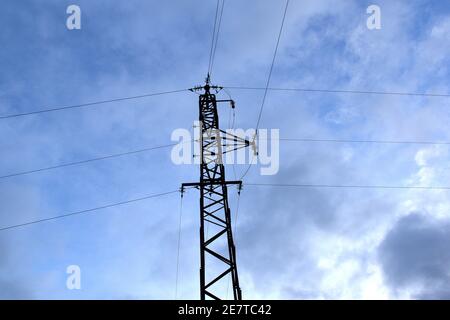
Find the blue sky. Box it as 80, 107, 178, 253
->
1, 0, 450, 299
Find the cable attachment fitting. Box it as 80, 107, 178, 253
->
237, 183, 243, 195
180, 186, 185, 198
250, 133, 259, 156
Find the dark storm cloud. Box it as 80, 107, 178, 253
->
378, 213, 450, 299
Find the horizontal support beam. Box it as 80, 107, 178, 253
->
182, 180, 242, 188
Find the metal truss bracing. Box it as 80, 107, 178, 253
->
183, 82, 249, 300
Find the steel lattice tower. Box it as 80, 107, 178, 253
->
182, 78, 251, 300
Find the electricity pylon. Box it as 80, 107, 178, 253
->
182, 75, 252, 300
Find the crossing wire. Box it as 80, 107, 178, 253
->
0, 88, 189, 119
245, 182, 450, 191
0, 142, 181, 180
5, 181, 450, 233
207, 0, 221, 76
175, 192, 184, 300
254, 0, 290, 133
224, 86, 450, 98
0, 190, 179, 232
240, 0, 290, 180
3, 137, 450, 181
209, 0, 226, 79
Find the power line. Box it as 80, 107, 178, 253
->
4, 184, 447, 232
254, 0, 290, 133
279, 138, 450, 145
224, 86, 450, 98
0, 190, 179, 232
207, 0, 221, 76
245, 182, 450, 191
175, 192, 184, 299
211, 0, 226, 78
239, 149, 256, 180
0, 88, 188, 120
210, 0, 225, 78
227, 190, 241, 300
4, 136, 450, 181
233, 191, 242, 242
0, 142, 180, 180
241, 0, 289, 181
